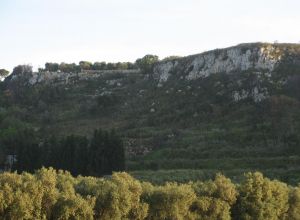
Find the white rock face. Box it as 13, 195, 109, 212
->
153, 61, 178, 83
232, 86, 269, 103
252, 87, 268, 102
153, 44, 281, 83
186, 47, 279, 80
233, 90, 249, 101
255, 47, 280, 70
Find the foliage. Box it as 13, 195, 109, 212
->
94, 172, 148, 220
88, 129, 125, 176
58, 62, 80, 73
0, 69, 9, 78
79, 61, 93, 70
287, 186, 300, 220
191, 174, 237, 220
38, 60, 137, 72
0, 128, 125, 177
45, 63, 59, 72
0, 170, 299, 219
52, 194, 95, 220
142, 182, 196, 219
135, 54, 159, 74
233, 172, 289, 220
11, 65, 32, 76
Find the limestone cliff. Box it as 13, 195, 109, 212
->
152, 43, 299, 102
153, 43, 282, 83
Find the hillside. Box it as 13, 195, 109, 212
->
1, 42, 300, 184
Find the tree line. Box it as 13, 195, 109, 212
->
0, 169, 299, 220
1, 54, 182, 78
38, 54, 160, 73
39, 61, 136, 73
1, 128, 125, 177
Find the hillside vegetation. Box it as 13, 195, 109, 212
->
0, 43, 300, 184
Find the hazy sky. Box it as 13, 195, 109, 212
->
1, 0, 300, 71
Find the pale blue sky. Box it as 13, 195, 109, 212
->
1, 0, 300, 71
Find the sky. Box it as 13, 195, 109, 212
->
0, 0, 300, 72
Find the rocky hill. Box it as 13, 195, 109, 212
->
1, 42, 300, 183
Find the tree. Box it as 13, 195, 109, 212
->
234, 172, 289, 220
79, 61, 93, 70
115, 62, 128, 70
45, 63, 59, 72
0, 172, 45, 219
52, 194, 95, 220
106, 63, 116, 70
1, 127, 124, 177
107, 130, 125, 172
0, 69, 9, 78
135, 54, 159, 74
40, 135, 89, 176
58, 135, 89, 176
13, 129, 41, 172
142, 182, 196, 219
58, 63, 80, 73
11, 65, 32, 76
93, 62, 106, 70
127, 62, 136, 69
94, 172, 148, 220
88, 129, 125, 176
287, 186, 300, 220
88, 129, 105, 176
191, 173, 237, 220
35, 167, 59, 218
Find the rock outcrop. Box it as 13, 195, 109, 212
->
153, 43, 282, 83
152, 43, 299, 102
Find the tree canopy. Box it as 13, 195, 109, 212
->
0, 128, 125, 177
0, 69, 9, 78
135, 54, 159, 74
0, 170, 299, 219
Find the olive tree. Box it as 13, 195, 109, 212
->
234, 172, 289, 220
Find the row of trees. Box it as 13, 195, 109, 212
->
38, 54, 160, 73
40, 61, 137, 73
0, 169, 299, 219
1, 128, 125, 176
